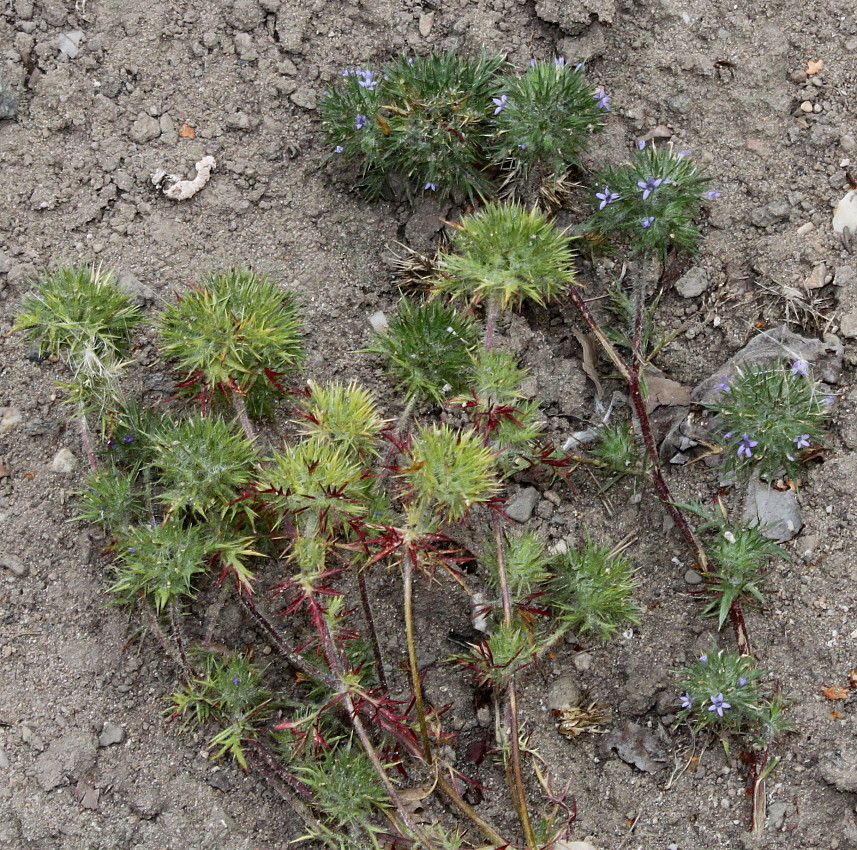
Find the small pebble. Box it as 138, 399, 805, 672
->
573, 652, 593, 672
684, 569, 702, 585
50, 448, 78, 473
547, 675, 582, 712
98, 722, 125, 747
800, 101, 813, 113
0, 554, 27, 577
796, 222, 815, 235
0, 408, 22, 436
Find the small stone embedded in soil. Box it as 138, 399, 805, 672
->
547, 675, 582, 712
742, 475, 802, 543
207, 770, 233, 792
573, 652, 593, 671
504, 486, 540, 522
0, 74, 17, 120
419, 12, 434, 36
98, 722, 125, 747
50, 448, 78, 473
674, 266, 710, 298
819, 749, 857, 793
0, 408, 23, 436
804, 262, 828, 290
684, 569, 702, 585
840, 311, 857, 339
20, 724, 45, 751
130, 112, 162, 144
598, 721, 669, 772
129, 788, 166, 819
229, 0, 264, 31
56, 30, 84, 59
0, 553, 27, 577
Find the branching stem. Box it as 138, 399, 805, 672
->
403, 546, 433, 763
231, 389, 257, 442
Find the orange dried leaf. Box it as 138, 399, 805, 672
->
821, 685, 848, 700
830, 710, 846, 719
179, 123, 196, 138
806, 59, 824, 75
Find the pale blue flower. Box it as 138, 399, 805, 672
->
492, 94, 508, 114
355, 113, 368, 129
640, 216, 655, 228
595, 186, 620, 209
791, 359, 809, 377
593, 87, 610, 109
680, 693, 695, 709
792, 434, 811, 449
702, 189, 721, 201
707, 693, 731, 717
737, 434, 758, 458
637, 176, 664, 200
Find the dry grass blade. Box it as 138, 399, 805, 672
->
388, 242, 443, 293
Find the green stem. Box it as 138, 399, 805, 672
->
491, 517, 536, 847
357, 566, 388, 691
403, 546, 433, 763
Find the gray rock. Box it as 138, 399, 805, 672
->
0, 251, 10, 274
49, 448, 78, 473
742, 475, 802, 542
20, 724, 45, 751
33, 730, 97, 791
504, 487, 540, 522
98, 722, 125, 747
0, 553, 27, 577
750, 200, 791, 228
819, 749, 857, 793
290, 85, 317, 110
558, 23, 607, 63
129, 788, 166, 819
534, 0, 616, 35
0, 75, 17, 120
683, 569, 703, 585
130, 112, 161, 144
117, 270, 156, 305
547, 675, 582, 712
840, 310, 857, 339
833, 265, 856, 288
207, 769, 233, 792
6, 262, 38, 286
56, 30, 84, 59
692, 324, 843, 404
573, 651, 592, 671
675, 267, 710, 298
768, 800, 790, 830
229, 0, 264, 31
0, 408, 23, 436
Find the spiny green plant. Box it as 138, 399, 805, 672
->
398, 423, 500, 525
296, 379, 388, 459
677, 649, 789, 749
75, 464, 146, 531
489, 57, 608, 178
435, 201, 576, 311
158, 269, 304, 429
150, 414, 259, 520
706, 359, 829, 481
367, 296, 480, 405
547, 534, 640, 640
169, 652, 274, 770
483, 528, 551, 603
589, 421, 642, 477
13, 265, 141, 360
585, 141, 715, 258
110, 519, 213, 612
321, 52, 506, 201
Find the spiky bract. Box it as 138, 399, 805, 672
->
400, 424, 499, 523
297, 380, 387, 459
75, 465, 145, 531
490, 60, 606, 177
368, 297, 480, 404
483, 528, 550, 602
158, 269, 304, 409
435, 202, 575, 310
262, 439, 374, 536
547, 535, 640, 640
151, 415, 258, 520
586, 143, 712, 258
13, 265, 141, 359
110, 520, 212, 611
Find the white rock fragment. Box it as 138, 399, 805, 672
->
50, 448, 78, 473
0, 408, 23, 437
57, 30, 84, 59
833, 190, 857, 235
368, 311, 388, 333
159, 156, 216, 201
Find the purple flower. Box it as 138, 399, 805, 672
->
707, 693, 731, 717
702, 189, 721, 201
355, 113, 368, 129
492, 94, 508, 114
791, 359, 809, 377
715, 375, 730, 393
680, 693, 695, 709
593, 87, 610, 110
595, 185, 620, 209
737, 434, 758, 459
676, 149, 691, 159
738, 677, 748, 687
518, 143, 527, 149
423, 182, 437, 191
554, 57, 567, 67
636, 138, 647, 150
823, 395, 835, 406
232, 676, 241, 685
637, 176, 664, 200
699, 655, 708, 664
640, 216, 655, 228
356, 69, 378, 90
792, 434, 811, 449
529, 59, 537, 68
122, 435, 134, 444
127, 547, 137, 553
334, 145, 344, 153
723, 432, 734, 439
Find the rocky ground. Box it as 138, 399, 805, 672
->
2, 0, 857, 848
